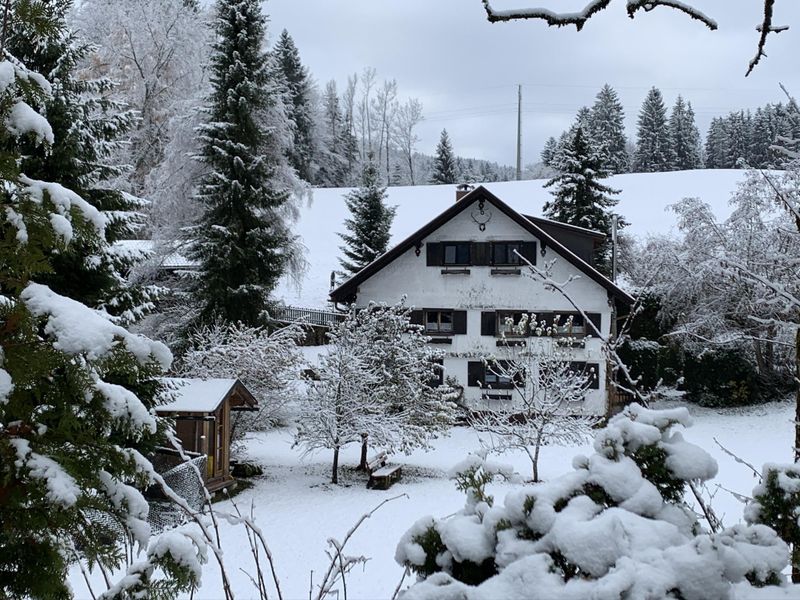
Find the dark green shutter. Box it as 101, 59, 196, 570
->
409, 310, 424, 326
453, 311, 467, 334
519, 241, 537, 265
481, 311, 496, 336
467, 361, 484, 387
426, 242, 442, 266
471, 242, 490, 266
586, 313, 602, 337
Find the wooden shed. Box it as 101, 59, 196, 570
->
156, 378, 257, 492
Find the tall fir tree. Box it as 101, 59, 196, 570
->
273, 29, 315, 183
590, 84, 630, 173
543, 127, 623, 274
633, 87, 673, 172
192, 0, 296, 326
705, 117, 729, 168
668, 95, 702, 170
1, 3, 200, 597
725, 110, 753, 167
338, 158, 397, 276
431, 128, 457, 184
7, 0, 156, 325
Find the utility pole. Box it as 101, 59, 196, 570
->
516, 84, 522, 180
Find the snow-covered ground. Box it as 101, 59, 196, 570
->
276, 169, 753, 308
164, 399, 794, 599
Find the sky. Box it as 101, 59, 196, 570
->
264, 1, 800, 167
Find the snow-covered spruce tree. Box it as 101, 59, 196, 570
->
543, 126, 623, 274
179, 321, 306, 446
471, 316, 600, 482
725, 110, 754, 168
316, 79, 350, 187
633, 86, 673, 172
8, 0, 157, 325
273, 29, 315, 183
295, 301, 456, 484
396, 404, 790, 598
540, 136, 558, 168
192, 0, 298, 326
0, 13, 202, 598
338, 158, 396, 276
668, 95, 702, 171
705, 116, 729, 169
589, 84, 629, 174
431, 128, 457, 184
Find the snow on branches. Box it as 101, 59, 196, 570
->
294, 301, 457, 483
179, 321, 306, 443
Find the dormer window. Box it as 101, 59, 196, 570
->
443, 242, 471, 265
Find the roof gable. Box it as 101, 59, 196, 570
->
156, 378, 257, 414
329, 186, 633, 306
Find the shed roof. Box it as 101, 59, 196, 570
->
156, 378, 255, 414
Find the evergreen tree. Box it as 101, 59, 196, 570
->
431, 128, 457, 184
705, 117, 729, 168
543, 127, 623, 274
633, 87, 673, 172
668, 95, 702, 170
540, 136, 558, 167
590, 84, 630, 173
273, 29, 315, 183
338, 158, 396, 276
749, 107, 774, 167
725, 110, 753, 167
1, 3, 200, 597
8, 0, 156, 325
192, 0, 296, 326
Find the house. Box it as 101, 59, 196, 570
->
329, 185, 634, 415
155, 378, 257, 492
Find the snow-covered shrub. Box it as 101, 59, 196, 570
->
396, 404, 790, 599
179, 321, 306, 439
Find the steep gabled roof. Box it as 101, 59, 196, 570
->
329, 186, 634, 306
156, 378, 258, 414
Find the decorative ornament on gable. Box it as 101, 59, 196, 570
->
471, 198, 492, 232
414, 241, 422, 257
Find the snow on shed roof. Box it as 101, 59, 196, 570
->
112, 239, 198, 270
156, 377, 241, 413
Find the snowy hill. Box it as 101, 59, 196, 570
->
276, 169, 752, 308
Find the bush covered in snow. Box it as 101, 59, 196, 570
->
396, 404, 791, 599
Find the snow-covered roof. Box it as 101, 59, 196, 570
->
156, 377, 243, 413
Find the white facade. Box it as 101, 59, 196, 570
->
332, 189, 631, 415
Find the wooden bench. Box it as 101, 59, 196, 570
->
365, 451, 387, 474
368, 464, 402, 490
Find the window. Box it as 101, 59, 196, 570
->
553, 313, 586, 337
568, 362, 601, 390
497, 311, 528, 337
429, 359, 444, 388
467, 360, 524, 389
492, 242, 522, 266
443, 242, 470, 265
425, 310, 453, 334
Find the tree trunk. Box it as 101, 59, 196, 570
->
358, 433, 369, 470
532, 439, 541, 483
332, 445, 340, 485
793, 326, 800, 582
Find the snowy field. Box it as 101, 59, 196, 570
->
152, 399, 795, 599
276, 169, 753, 308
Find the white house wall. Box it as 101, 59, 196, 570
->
353, 201, 612, 414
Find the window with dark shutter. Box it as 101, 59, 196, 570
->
586, 313, 602, 337
453, 311, 467, 334
569, 361, 601, 390
481, 311, 497, 336
491, 242, 523, 266
409, 310, 424, 326
471, 242, 490, 266
429, 359, 444, 387
467, 361, 484, 387
425, 309, 453, 334
426, 242, 443, 266
443, 242, 471, 265
518, 241, 537, 265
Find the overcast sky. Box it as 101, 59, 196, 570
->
265, 1, 800, 167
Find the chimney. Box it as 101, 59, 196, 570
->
455, 183, 474, 202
